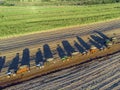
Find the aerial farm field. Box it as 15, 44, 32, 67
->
3, 52, 120, 90
0, 20, 120, 89
0, 3, 120, 38
0, 1, 120, 89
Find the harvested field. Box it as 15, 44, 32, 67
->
3, 52, 120, 90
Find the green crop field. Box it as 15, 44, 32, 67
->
0, 3, 120, 38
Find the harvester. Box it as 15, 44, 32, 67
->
7, 69, 17, 78
111, 37, 117, 44
61, 56, 70, 62
105, 35, 118, 48
7, 65, 29, 78
105, 39, 113, 48
46, 58, 54, 62
36, 62, 44, 69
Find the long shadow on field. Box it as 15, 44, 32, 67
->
74, 41, 85, 54
21, 48, 30, 67
76, 36, 90, 50
90, 35, 106, 46
89, 38, 102, 49
56, 44, 67, 59
94, 31, 109, 40
8, 53, 19, 72
43, 44, 53, 62
0, 56, 5, 72
62, 40, 75, 56
35, 48, 44, 65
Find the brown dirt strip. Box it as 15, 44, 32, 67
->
0, 43, 120, 89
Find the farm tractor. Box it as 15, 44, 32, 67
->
7, 65, 30, 78
105, 36, 117, 48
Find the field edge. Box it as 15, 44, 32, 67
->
0, 18, 120, 40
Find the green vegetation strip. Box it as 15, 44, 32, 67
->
0, 3, 120, 38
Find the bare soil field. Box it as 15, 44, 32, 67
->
2, 51, 120, 90
0, 19, 120, 89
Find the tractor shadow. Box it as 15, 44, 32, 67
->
88, 38, 102, 49
8, 53, 19, 72
94, 31, 109, 40
90, 35, 106, 46
43, 44, 53, 61
21, 48, 30, 67
62, 40, 76, 56
76, 36, 90, 51
74, 41, 85, 54
35, 48, 44, 65
0, 56, 6, 72
56, 44, 67, 59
